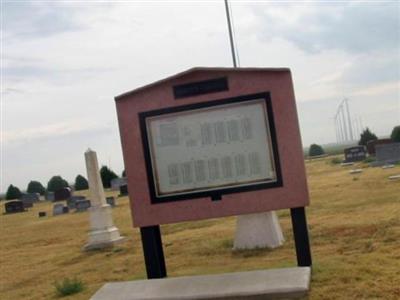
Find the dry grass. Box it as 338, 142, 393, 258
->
1, 157, 399, 299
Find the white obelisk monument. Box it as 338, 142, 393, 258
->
83, 149, 125, 251
233, 211, 284, 250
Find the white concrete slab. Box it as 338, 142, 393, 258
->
382, 164, 395, 169
349, 169, 363, 174
90, 267, 311, 300
388, 174, 400, 180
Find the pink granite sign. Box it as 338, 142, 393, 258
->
115, 67, 309, 227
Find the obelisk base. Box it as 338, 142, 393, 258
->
233, 211, 284, 250
83, 204, 125, 251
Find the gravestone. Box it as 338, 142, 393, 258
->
53, 203, 65, 216
372, 143, 400, 166
54, 188, 72, 201
20, 193, 40, 202
45, 191, 55, 201
5, 201, 25, 214
367, 138, 392, 155
349, 169, 363, 174
67, 195, 86, 209
20, 193, 40, 208
83, 149, 125, 250
106, 197, 116, 207
344, 146, 367, 162
119, 184, 128, 196
22, 201, 33, 209
76, 199, 91, 212
111, 177, 127, 191
38, 211, 47, 218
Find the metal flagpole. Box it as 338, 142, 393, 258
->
224, 0, 237, 68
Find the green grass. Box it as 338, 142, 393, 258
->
54, 278, 84, 297
1, 159, 399, 299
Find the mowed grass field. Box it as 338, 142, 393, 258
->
1, 157, 399, 300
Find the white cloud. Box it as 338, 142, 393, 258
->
3, 120, 112, 144
1, 1, 399, 192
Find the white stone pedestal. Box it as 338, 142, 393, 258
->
233, 211, 284, 250
83, 149, 125, 251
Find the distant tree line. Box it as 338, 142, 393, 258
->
307, 125, 399, 158
4, 165, 124, 200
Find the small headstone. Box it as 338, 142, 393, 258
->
20, 193, 40, 208
341, 162, 354, 167
382, 164, 395, 169
388, 174, 400, 180
5, 201, 25, 214
349, 169, 363, 174
67, 195, 86, 209
106, 197, 116, 207
45, 191, 55, 201
119, 184, 128, 196
344, 146, 367, 163
111, 177, 128, 191
62, 206, 69, 214
38, 211, 47, 218
20, 193, 40, 202
22, 201, 34, 209
54, 187, 72, 201
76, 199, 91, 212
53, 203, 65, 216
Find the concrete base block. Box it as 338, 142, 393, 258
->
233, 212, 284, 250
90, 267, 311, 300
83, 235, 126, 251
83, 225, 125, 251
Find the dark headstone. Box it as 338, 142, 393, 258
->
20, 192, 40, 208
119, 184, 128, 196
38, 211, 47, 217
344, 146, 367, 162
62, 206, 69, 214
367, 139, 392, 155
373, 143, 400, 166
22, 201, 33, 209
67, 196, 86, 209
54, 188, 71, 201
76, 199, 91, 212
53, 203, 65, 216
106, 197, 116, 207
20, 193, 40, 202
45, 191, 55, 201
5, 201, 25, 214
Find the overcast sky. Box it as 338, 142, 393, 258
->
2, 1, 399, 193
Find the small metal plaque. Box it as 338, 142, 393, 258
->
140, 93, 281, 203
173, 77, 228, 99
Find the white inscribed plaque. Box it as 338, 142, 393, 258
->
146, 99, 277, 197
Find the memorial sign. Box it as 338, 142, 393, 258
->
116, 68, 308, 227
116, 67, 311, 278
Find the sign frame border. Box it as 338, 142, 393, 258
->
138, 92, 283, 204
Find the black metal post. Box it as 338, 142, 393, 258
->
140, 225, 167, 279
290, 207, 312, 267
